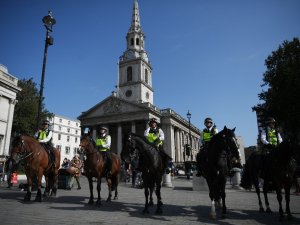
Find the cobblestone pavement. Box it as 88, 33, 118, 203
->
0, 176, 300, 225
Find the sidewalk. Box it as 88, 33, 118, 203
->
0, 175, 300, 225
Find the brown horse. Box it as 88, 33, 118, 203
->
10, 135, 60, 202
79, 134, 121, 205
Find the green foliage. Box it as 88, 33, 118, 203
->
12, 78, 53, 136
254, 37, 300, 135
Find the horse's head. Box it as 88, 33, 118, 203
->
121, 132, 137, 162
220, 126, 241, 163
10, 135, 26, 163
79, 133, 95, 154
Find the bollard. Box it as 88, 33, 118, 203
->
231, 167, 242, 189
162, 173, 173, 188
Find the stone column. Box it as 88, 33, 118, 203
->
117, 123, 122, 156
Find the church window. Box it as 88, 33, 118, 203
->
136, 38, 140, 45
145, 69, 148, 84
127, 67, 132, 81
130, 38, 134, 46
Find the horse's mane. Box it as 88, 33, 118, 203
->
130, 133, 157, 153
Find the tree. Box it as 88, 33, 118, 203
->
12, 78, 53, 136
254, 37, 300, 136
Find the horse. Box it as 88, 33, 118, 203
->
240, 138, 298, 221
10, 135, 60, 202
121, 132, 166, 214
197, 126, 240, 219
79, 134, 121, 205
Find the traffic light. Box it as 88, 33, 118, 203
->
185, 144, 191, 156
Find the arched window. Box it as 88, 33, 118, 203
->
145, 69, 148, 84
127, 67, 132, 81
136, 38, 140, 45
130, 38, 134, 46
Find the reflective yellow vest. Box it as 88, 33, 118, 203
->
202, 128, 216, 143
96, 136, 110, 152
38, 130, 48, 140
268, 129, 279, 146
147, 131, 163, 147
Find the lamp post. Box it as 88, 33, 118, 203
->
36, 11, 56, 129
186, 110, 192, 160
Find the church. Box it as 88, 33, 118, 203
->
78, 0, 201, 164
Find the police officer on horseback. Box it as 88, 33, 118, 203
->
261, 117, 282, 153
196, 117, 218, 176
95, 126, 112, 177
35, 120, 55, 166
144, 118, 171, 173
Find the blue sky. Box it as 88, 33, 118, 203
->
1, 0, 299, 147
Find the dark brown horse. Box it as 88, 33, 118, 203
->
79, 134, 121, 205
10, 135, 60, 202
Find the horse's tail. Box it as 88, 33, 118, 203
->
240, 154, 255, 189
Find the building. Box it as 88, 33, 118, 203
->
0, 64, 21, 162
49, 115, 81, 165
78, 0, 201, 163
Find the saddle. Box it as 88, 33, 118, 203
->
41, 143, 55, 167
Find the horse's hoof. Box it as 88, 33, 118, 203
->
210, 213, 217, 219
24, 197, 31, 202
96, 199, 101, 206
287, 214, 293, 221
259, 207, 265, 213
142, 209, 149, 214
113, 196, 118, 200
266, 207, 272, 213
155, 208, 163, 214
88, 200, 94, 205
106, 198, 111, 202
34, 197, 42, 202
149, 201, 154, 206
221, 214, 226, 219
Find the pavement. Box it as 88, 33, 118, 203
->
0, 175, 300, 225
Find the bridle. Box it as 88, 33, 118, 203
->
13, 136, 34, 162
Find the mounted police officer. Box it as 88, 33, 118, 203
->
196, 117, 218, 176
144, 118, 171, 173
95, 126, 112, 177
260, 117, 282, 153
35, 120, 55, 166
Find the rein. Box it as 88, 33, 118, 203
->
16, 138, 35, 162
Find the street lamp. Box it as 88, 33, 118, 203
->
186, 110, 192, 160
36, 11, 56, 129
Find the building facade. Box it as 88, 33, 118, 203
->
0, 65, 21, 162
49, 115, 81, 165
78, 0, 201, 163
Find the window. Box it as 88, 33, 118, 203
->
59, 126, 61, 131
130, 38, 134, 46
58, 134, 61, 140
59, 118, 62, 123
76, 122, 78, 127
127, 67, 132, 81
67, 136, 70, 142
67, 128, 70, 133
68, 120, 70, 125
75, 137, 78, 143
145, 69, 148, 83
56, 145, 61, 151
65, 146, 70, 154
75, 130, 78, 134
136, 38, 140, 45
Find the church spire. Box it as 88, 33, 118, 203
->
129, 0, 142, 33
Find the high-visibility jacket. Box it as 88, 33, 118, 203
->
36, 129, 53, 144
144, 128, 164, 147
268, 129, 279, 146
202, 127, 217, 144
96, 135, 111, 152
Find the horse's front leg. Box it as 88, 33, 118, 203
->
149, 186, 154, 206
34, 171, 44, 202
207, 180, 217, 219
88, 176, 94, 205
275, 188, 284, 221
143, 186, 150, 214
96, 178, 102, 206
43, 176, 50, 197
284, 184, 293, 220
51, 168, 59, 197
24, 171, 32, 201
254, 178, 264, 212
220, 179, 227, 218
263, 182, 272, 213
155, 180, 163, 214
106, 177, 112, 202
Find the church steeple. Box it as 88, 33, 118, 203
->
117, 0, 153, 105
130, 0, 142, 33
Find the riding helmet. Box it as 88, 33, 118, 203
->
266, 117, 276, 124
43, 120, 50, 125
99, 126, 109, 132
204, 117, 213, 124
148, 118, 158, 125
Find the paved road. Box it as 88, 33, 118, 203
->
0, 176, 300, 225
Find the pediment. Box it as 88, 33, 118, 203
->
78, 96, 148, 119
